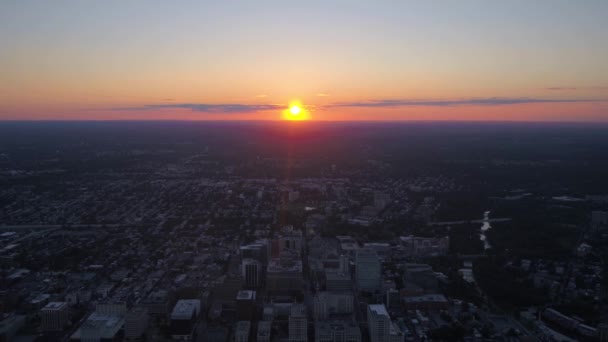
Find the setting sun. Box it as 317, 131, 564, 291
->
289, 105, 301, 115
282, 101, 311, 121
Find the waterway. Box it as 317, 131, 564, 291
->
480, 210, 492, 250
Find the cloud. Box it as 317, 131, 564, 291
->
111, 96, 607, 115
113, 103, 283, 114
325, 97, 607, 108
546, 87, 577, 91
545, 86, 608, 91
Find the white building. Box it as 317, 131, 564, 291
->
367, 304, 404, 342
234, 321, 251, 342
125, 307, 148, 340
41, 302, 68, 332
356, 248, 381, 292
289, 304, 308, 342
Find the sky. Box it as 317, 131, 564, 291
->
1, 0, 607, 121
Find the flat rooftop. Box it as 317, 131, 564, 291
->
368, 304, 389, 317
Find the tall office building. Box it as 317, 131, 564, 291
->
236, 290, 256, 321
71, 303, 127, 342
242, 258, 261, 288
386, 289, 401, 311
326, 272, 352, 291
257, 321, 272, 342
240, 240, 269, 264
234, 321, 251, 342
289, 304, 308, 342
40, 302, 68, 332
315, 320, 362, 342
367, 304, 404, 342
356, 248, 381, 292
313, 292, 354, 321
170, 300, 200, 340
125, 307, 148, 340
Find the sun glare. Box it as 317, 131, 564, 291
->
290, 105, 301, 115
283, 101, 310, 121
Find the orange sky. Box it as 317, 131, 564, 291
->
1, 1, 607, 121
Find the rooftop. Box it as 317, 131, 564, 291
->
171, 299, 200, 320
237, 290, 256, 300
368, 304, 389, 317
42, 301, 67, 311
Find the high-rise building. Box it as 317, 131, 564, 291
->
125, 307, 148, 340
313, 292, 354, 320
367, 304, 404, 342
289, 304, 308, 342
315, 320, 362, 342
257, 321, 272, 342
386, 289, 401, 311
40, 302, 68, 332
240, 240, 269, 264
236, 290, 256, 321
598, 323, 608, 342
326, 272, 352, 291
356, 248, 381, 292
242, 258, 261, 289
267, 257, 303, 293
141, 289, 171, 318
71, 303, 127, 342
234, 321, 251, 342
170, 300, 200, 340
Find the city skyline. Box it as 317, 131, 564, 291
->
2, 1, 608, 121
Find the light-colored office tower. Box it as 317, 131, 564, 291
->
289, 304, 308, 342
367, 304, 404, 342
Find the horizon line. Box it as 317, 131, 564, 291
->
2, 119, 608, 125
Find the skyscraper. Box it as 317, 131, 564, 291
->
242, 258, 261, 288
367, 304, 404, 342
289, 304, 307, 342
356, 248, 381, 292
125, 307, 149, 340
40, 302, 68, 332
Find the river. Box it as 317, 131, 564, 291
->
480, 210, 492, 250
